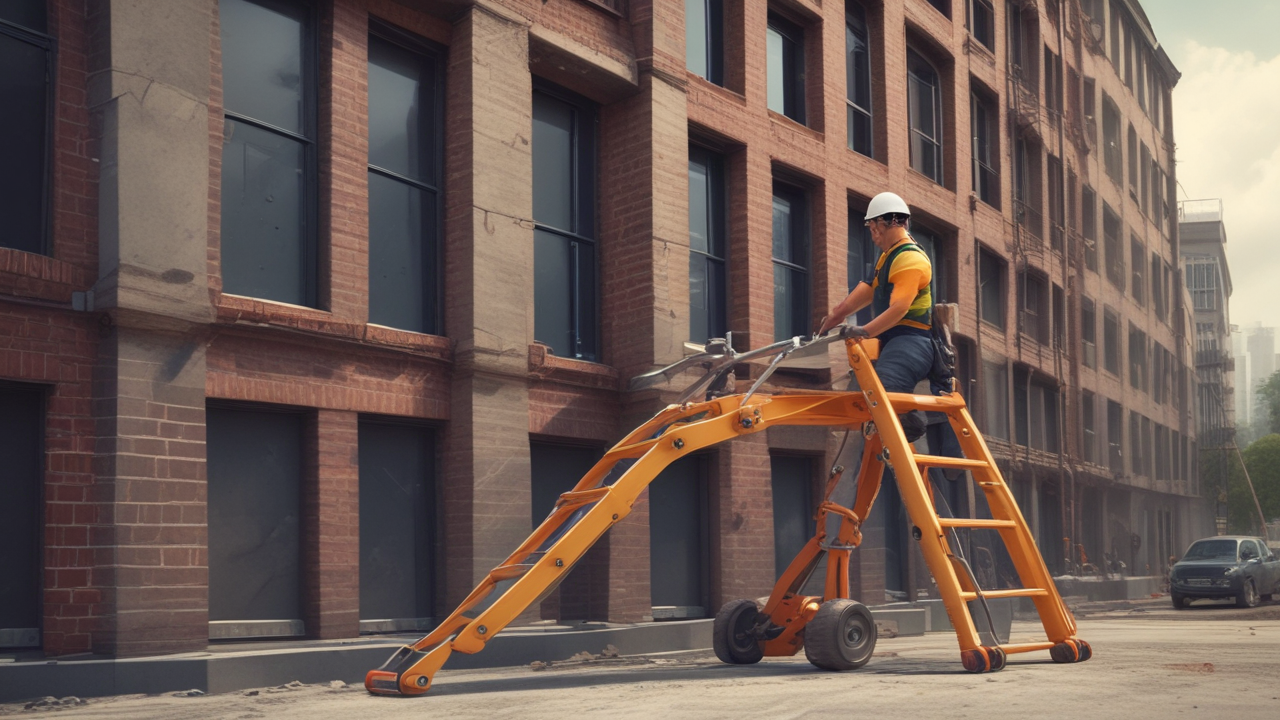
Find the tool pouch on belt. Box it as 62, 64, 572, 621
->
927, 322, 956, 396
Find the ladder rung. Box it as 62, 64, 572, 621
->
997, 641, 1057, 655
938, 518, 1017, 529
960, 588, 1049, 601
914, 454, 990, 470
554, 486, 611, 511
489, 563, 535, 581
883, 392, 968, 411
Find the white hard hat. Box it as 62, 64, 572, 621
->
866, 192, 910, 220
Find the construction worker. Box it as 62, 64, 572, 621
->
817, 191, 933, 439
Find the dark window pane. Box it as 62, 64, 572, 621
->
0, 387, 41, 632
908, 50, 943, 183
847, 207, 875, 325
774, 264, 793, 341
534, 228, 573, 358
533, 85, 596, 360
368, 35, 434, 184
689, 147, 726, 343
532, 92, 575, 232
368, 171, 436, 333
207, 407, 302, 622
772, 185, 809, 341
688, 158, 711, 255
220, 0, 306, 134
690, 254, 710, 342
771, 456, 813, 580
911, 225, 948, 303
774, 265, 809, 341
220, 119, 309, 304
980, 251, 1003, 328
0, 1, 46, 33
359, 422, 434, 621
972, 0, 995, 49
0, 32, 48, 254
771, 194, 790, 261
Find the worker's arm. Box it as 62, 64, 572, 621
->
817, 282, 874, 335
860, 268, 925, 338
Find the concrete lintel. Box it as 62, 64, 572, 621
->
529, 24, 639, 104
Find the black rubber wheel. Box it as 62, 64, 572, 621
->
713, 599, 764, 665
1237, 580, 1260, 609
1171, 592, 1188, 610
803, 599, 877, 671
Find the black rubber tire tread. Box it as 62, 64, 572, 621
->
1171, 592, 1187, 609
713, 599, 764, 665
803, 599, 877, 671
1237, 580, 1259, 609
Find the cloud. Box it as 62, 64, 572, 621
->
1173, 41, 1280, 329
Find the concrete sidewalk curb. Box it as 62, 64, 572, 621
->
0, 606, 935, 702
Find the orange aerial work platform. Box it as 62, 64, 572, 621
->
365, 328, 1091, 696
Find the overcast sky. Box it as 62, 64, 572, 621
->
1139, 0, 1280, 333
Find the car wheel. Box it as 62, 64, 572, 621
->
1236, 579, 1260, 609
1170, 592, 1188, 610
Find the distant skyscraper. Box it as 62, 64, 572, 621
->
1247, 325, 1276, 430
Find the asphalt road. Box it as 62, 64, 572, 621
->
6, 598, 1279, 720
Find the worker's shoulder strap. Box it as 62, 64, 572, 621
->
878, 241, 925, 282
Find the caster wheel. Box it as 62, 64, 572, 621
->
804, 599, 877, 671
713, 599, 764, 665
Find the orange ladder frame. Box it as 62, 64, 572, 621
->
365, 335, 1090, 695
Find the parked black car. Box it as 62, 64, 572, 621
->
1169, 536, 1280, 609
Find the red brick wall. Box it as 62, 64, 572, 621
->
302, 410, 360, 638
0, 0, 104, 657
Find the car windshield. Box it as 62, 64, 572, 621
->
1183, 539, 1239, 560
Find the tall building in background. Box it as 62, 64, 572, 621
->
1247, 324, 1277, 432
1179, 198, 1233, 531
0, 0, 1206, 659
1233, 326, 1249, 428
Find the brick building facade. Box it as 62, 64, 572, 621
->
0, 0, 1211, 658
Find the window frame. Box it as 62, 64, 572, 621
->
688, 145, 728, 343
1102, 305, 1120, 376
970, 88, 999, 207
771, 181, 810, 342
532, 81, 600, 361
685, 0, 724, 85
967, 0, 995, 51
978, 247, 1005, 330
1081, 296, 1096, 369
907, 48, 945, 185
0, 13, 55, 256
365, 21, 446, 335
1130, 235, 1144, 306
845, 4, 873, 157
766, 12, 806, 125
1102, 93, 1121, 185
1081, 184, 1097, 272
218, 0, 321, 308
1018, 270, 1050, 345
